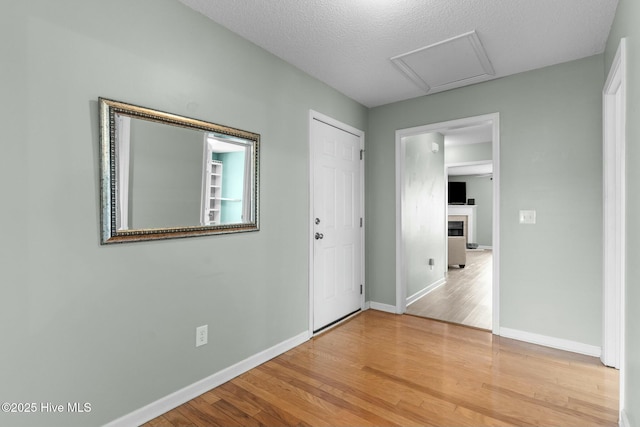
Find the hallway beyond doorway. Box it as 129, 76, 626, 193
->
406, 249, 492, 330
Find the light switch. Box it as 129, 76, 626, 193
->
519, 210, 536, 224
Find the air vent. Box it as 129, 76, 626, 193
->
391, 31, 495, 94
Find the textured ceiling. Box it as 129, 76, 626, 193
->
177, 0, 618, 108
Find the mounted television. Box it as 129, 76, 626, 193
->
448, 182, 466, 205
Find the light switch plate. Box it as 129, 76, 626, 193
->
519, 210, 536, 224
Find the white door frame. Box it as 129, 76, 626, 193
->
602, 37, 626, 410
395, 113, 500, 335
308, 110, 365, 336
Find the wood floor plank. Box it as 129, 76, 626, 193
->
272, 350, 472, 424
407, 249, 492, 329
206, 384, 262, 417
208, 399, 262, 427
258, 361, 401, 426
567, 396, 620, 417
233, 373, 341, 426
143, 415, 175, 427
164, 406, 203, 427
317, 381, 435, 427
362, 365, 539, 427
197, 390, 221, 406
249, 367, 380, 427
180, 397, 244, 427
482, 383, 614, 426
222, 380, 310, 427
450, 404, 516, 427
142, 310, 619, 427
273, 351, 409, 406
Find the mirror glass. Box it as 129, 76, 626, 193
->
100, 98, 259, 243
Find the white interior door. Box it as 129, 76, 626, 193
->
311, 116, 363, 332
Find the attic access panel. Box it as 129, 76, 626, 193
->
391, 30, 495, 94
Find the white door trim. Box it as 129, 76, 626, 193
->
602, 38, 626, 368
308, 110, 365, 336
602, 37, 626, 414
395, 113, 500, 335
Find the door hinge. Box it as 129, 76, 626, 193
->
360, 284, 363, 295
360, 149, 364, 160
360, 217, 363, 228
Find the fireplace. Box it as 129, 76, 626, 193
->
448, 220, 464, 237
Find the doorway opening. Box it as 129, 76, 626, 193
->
395, 114, 500, 334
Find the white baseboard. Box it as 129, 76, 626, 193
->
620, 409, 630, 427
369, 301, 398, 314
103, 331, 309, 427
500, 327, 601, 357
478, 245, 493, 250
406, 278, 446, 307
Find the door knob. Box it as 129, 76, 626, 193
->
315, 218, 321, 225
315, 232, 324, 240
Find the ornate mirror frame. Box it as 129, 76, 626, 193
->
99, 98, 260, 244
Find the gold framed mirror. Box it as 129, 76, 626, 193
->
99, 98, 259, 244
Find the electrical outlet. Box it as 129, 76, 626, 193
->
196, 325, 208, 347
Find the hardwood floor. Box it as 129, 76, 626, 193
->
407, 249, 492, 330
143, 310, 619, 427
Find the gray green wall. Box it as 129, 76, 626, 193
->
130, 119, 203, 228
367, 54, 604, 346
448, 175, 493, 247
445, 141, 492, 164
0, 1, 366, 426
605, 0, 639, 424
403, 133, 446, 298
